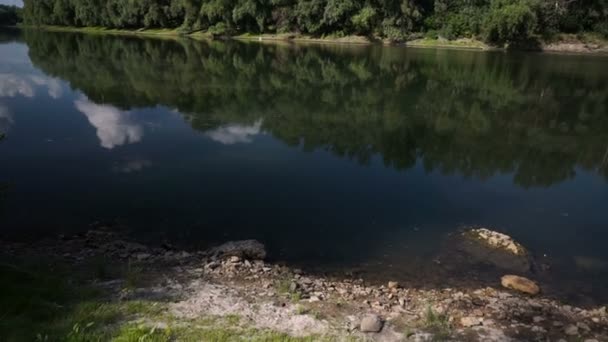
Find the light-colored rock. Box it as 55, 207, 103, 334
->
461, 316, 483, 327
466, 228, 526, 255
501, 275, 540, 295
229, 256, 241, 263
135, 253, 151, 261
451, 228, 531, 273
360, 314, 383, 333
564, 324, 579, 335
533, 316, 544, 323
388, 281, 399, 289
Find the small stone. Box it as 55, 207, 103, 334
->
461, 316, 483, 327
229, 256, 241, 263
500, 275, 540, 295
388, 281, 399, 289
135, 253, 150, 261
309, 296, 320, 303
360, 314, 383, 333
531, 326, 546, 333
564, 324, 579, 336
584, 339, 599, 342
177, 251, 191, 259
553, 321, 564, 327
533, 316, 544, 323
289, 282, 298, 293
577, 322, 590, 331
206, 261, 220, 269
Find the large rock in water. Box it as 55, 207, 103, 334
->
209, 240, 266, 260
501, 275, 540, 295
457, 228, 532, 273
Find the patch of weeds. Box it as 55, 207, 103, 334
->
112, 325, 172, 342
290, 291, 302, 302
0, 260, 168, 341
275, 276, 302, 303
172, 325, 325, 341
295, 305, 310, 315
420, 305, 452, 341
275, 277, 292, 294
123, 260, 144, 290
87, 256, 114, 280
225, 314, 241, 326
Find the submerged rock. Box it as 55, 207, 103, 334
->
500, 275, 540, 295
574, 256, 608, 272
209, 240, 267, 260
464, 228, 527, 256
360, 314, 384, 333
450, 228, 532, 273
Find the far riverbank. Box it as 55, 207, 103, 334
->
16, 25, 608, 55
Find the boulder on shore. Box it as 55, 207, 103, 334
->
501, 275, 540, 295
209, 240, 267, 260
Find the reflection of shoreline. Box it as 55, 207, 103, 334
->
23, 31, 608, 187
75, 97, 143, 149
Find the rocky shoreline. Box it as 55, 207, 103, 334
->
2, 228, 608, 341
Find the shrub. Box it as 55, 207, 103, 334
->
484, 0, 537, 44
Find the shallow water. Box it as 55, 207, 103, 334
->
1, 29, 607, 302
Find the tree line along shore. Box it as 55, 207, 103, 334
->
7, 0, 607, 49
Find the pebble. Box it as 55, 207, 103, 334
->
500, 275, 540, 295
461, 316, 483, 327
229, 256, 241, 263
533, 316, 544, 323
360, 314, 383, 333
388, 281, 399, 289
564, 324, 579, 335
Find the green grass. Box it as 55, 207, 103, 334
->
419, 305, 452, 341
19, 25, 183, 38
406, 38, 488, 50
0, 261, 331, 341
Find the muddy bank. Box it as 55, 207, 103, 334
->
2, 227, 608, 341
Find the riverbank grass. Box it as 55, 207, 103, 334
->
0, 260, 328, 341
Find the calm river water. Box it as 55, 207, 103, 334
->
1, 28, 607, 302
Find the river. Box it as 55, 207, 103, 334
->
1, 28, 607, 303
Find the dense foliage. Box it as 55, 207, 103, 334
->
23, 30, 608, 187
22, 0, 608, 44
0, 4, 22, 26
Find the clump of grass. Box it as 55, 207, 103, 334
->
421, 305, 452, 341
295, 305, 310, 315
225, 314, 241, 326
275, 277, 302, 302
124, 261, 144, 290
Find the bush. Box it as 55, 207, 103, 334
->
424, 29, 438, 39
484, 0, 537, 44
351, 6, 377, 35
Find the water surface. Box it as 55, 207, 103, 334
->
1, 29, 607, 302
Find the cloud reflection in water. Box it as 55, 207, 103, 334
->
205, 119, 263, 145
74, 97, 143, 149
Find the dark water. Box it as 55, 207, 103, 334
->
1, 29, 607, 301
